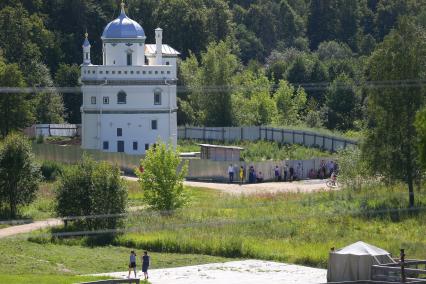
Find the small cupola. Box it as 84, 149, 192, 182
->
82, 32, 91, 65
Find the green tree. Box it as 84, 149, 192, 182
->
0, 61, 33, 137
273, 80, 307, 125
325, 74, 360, 130
0, 133, 41, 218
363, 18, 426, 207
136, 141, 188, 212
231, 69, 277, 126
56, 156, 127, 230
178, 53, 204, 126
0, 4, 54, 67
307, 0, 340, 49
286, 55, 312, 86
54, 64, 82, 123
317, 41, 353, 61
25, 60, 64, 124
415, 107, 426, 169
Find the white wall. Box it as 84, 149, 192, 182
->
147, 56, 177, 67
81, 84, 177, 154
103, 42, 145, 66
82, 85, 176, 109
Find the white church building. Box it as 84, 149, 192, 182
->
80, 1, 179, 154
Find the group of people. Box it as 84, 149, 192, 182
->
308, 160, 339, 179
227, 160, 338, 184
128, 250, 150, 280
227, 164, 264, 184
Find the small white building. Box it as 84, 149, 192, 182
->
80, 1, 179, 154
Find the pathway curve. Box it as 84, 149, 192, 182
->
0, 218, 63, 239
0, 206, 144, 239
90, 260, 327, 284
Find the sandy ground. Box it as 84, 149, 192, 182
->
0, 218, 63, 239
91, 260, 327, 284
184, 179, 331, 195
125, 176, 331, 196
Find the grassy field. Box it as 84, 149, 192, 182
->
27, 180, 426, 269
178, 139, 335, 161
20, 182, 56, 220
0, 236, 231, 283
4, 176, 426, 279
114, 183, 426, 268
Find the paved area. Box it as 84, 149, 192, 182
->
126, 176, 332, 196
0, 218, 63, 239
91, 260, 327, 284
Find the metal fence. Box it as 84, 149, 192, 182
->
32, 144, 335, 182
178, 126, 357, 152
24, 124, 81, 138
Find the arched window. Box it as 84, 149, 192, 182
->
117, 91, 127, 104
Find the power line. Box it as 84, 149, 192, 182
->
0, 79, 426, 94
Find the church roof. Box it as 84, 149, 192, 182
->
145, 44, 180, 56
102, 3, 145, 39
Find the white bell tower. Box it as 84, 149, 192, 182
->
82, 32, 91, 65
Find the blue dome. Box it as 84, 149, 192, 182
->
102, 5, 145, 39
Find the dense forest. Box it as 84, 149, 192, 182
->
0, 0, 426, 131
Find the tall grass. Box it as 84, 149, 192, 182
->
112, 183, 426, 268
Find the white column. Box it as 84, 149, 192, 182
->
155, 28, 163, 65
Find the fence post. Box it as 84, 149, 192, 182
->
258, 127, 261, 140
344, 140, 347, 149
203, 127, 206, 140
314, 134, 317, 146
272, 128, 274, 141
331, 137, 335, 152
184, 126, 187, 139
292, 130, 295, 144
400, 248, 406, 283
281, 129, 284, 143
302, 132, 306, 146
322, 136, 326, 149
222, 127, 225, 142
240, 127, 243, 141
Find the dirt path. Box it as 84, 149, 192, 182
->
90, 260, 327, 284
0, 218, 63, 239
0, 205, 144, 239
126, 176, 332, 196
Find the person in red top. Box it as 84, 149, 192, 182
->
139, 165, 144, 173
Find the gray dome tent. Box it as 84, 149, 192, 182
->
327, 241, 395, 282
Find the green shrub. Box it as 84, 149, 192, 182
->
55, 155, 128, 231
41, 160, 64, 181
136, 141, 188, 211
0, 133, 41, 218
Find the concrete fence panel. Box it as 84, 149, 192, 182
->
32, 144, 337, 182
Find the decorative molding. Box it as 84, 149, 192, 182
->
83, 109, 178, 114
81, 79, 178, 86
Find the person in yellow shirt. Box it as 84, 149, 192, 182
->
239, 166, 245, 185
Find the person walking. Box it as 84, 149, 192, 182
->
141, 251, 150, 280
128, 251, 137, 278
228, 164, 234, 183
